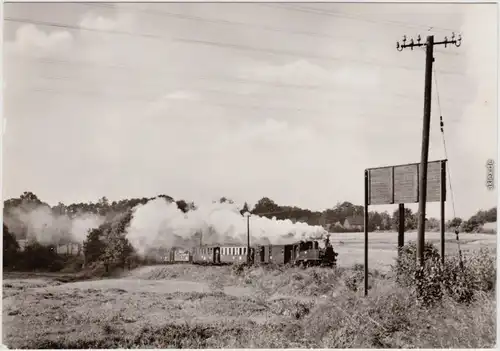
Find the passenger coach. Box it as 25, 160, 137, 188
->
220, 245, 253, 264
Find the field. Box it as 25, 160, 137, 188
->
330, 231, 497, 271
2, 231, 496, 349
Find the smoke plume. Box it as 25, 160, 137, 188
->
126, 198, 327, 256
3, 205, 105, 245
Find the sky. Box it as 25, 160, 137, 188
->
2, 2, 498, 220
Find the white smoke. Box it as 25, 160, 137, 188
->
4, 205, 105, 245
126, 198, 327, 256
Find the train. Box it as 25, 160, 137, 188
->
146, 239, 338, 267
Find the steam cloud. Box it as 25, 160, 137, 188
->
126, 198, 328, 256
4, 205, 105, 245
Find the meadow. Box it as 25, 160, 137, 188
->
330, 230, 496, 271
2, 231, 496, 349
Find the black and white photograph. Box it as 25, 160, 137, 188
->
1, 1, 497, 348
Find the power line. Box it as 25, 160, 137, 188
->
433, 65, 457, 220
16, 71, 465, 109
260, 3, 461, 33
7, 53, 467, 107
78, 2, 373, 45
80, 3, 462, 59
4, 17, 464, 76
19, 85, 438, 122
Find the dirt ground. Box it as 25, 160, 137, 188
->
2, 265, 319, 348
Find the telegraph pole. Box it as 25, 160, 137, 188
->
397, 33, 461, 266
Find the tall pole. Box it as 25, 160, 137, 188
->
364, 169, 369, 296
396, 33, 461, 267
416, 35, 434, 266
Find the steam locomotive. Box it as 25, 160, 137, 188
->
149, 239, 338, 267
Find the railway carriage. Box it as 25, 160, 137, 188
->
192, 245, 221, 264
255, 244, 296, 265
173, 249, 192, 263
220, 245, 251, 264
152, 239, 336, 268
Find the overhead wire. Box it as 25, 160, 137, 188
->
78, 2, 374, 45
433, 62, 463, 266
259, 3, 461, 33
79, 2, 461, 59
7, 54, 465, 107
19, 85, 442, 126
13, 70, 463, 112
3, 16, 464, 76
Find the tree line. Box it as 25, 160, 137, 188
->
2, 191, 496, 273
3, 191, 497, 237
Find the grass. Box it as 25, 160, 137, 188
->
2, 234, 496, 349
3, 243, 496, 349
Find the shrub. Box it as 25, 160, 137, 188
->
393, 242, 496, 305
3, 223, 20, 269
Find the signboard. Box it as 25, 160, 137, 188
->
367, 160, 445, 205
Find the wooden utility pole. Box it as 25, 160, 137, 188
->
396, 33, 461, 266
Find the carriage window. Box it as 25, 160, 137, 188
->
239, 248, 242, 255
243, 247, 246, 255
222, 248, 225, 255
314, 242, 318, 249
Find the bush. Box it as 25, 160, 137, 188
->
3, 223, 20, 269
14, 241, 65, 272
393, 242, 496, 305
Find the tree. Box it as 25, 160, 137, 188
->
368, 211, 382, 231
3, 223, 19, 268
219, 197, 234, 204
20, 191, 41, 203
176, 200, 190, 213
448, 217, 463, 230
83, 226, 107, 265
378, 212, 392, 231
392, 208, 417, 231
253, 197, 280, 216
52, 202, 67, 216
240, 202, 250, 216
157, 194, 174, 203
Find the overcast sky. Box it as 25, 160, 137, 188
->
2, 2, 497, 219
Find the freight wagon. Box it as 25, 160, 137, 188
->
255, 244, 297, 265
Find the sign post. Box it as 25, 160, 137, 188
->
398, 203, 405, 255
364, 159, 447, 295
364, 170, 369, 296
